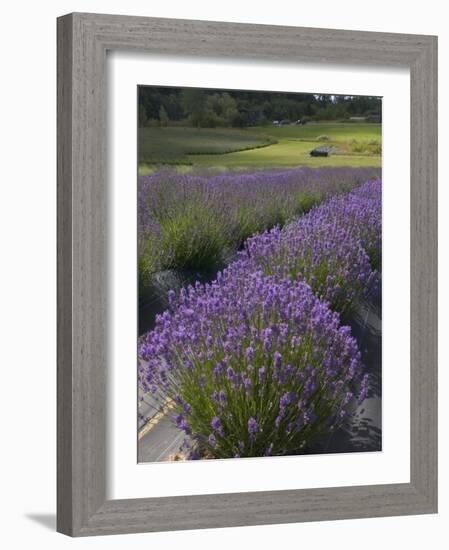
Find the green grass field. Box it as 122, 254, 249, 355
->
250, 122, 381, 142
138, 122, 381, 174
139, 127, 275, 162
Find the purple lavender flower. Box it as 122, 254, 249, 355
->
273, 351, 282, 370
358, 374, 370, 404
248, 417, 259, 441
174, 394, 192, 414
246, 346, 255, 361
173, 412, 192, 435
258, 365, 267, 383
226, 366, 235, 381
280, 392, 293, 408
211, 416, 225, 437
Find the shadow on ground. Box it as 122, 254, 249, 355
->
25, 514, 56, 531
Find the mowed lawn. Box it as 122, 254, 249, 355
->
138, 122, 381, 174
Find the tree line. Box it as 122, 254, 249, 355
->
138, 86, 381, 128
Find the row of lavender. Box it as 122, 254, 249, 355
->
139, 179, 382, 459
138, 166, 380, 283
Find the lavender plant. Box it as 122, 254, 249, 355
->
316, 180, 382, 269
139, 262, 365, 459
138, 172, 232, 273
244, 181, 381, 317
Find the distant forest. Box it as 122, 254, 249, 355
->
138, 86, 381, 128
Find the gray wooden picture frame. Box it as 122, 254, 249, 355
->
57, 12, 438, 537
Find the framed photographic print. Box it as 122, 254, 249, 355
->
57, 12, 437, 536
136, 85, 383, 464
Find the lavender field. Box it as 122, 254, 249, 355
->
137, 168, 382, 461
138, 166, 380, 283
